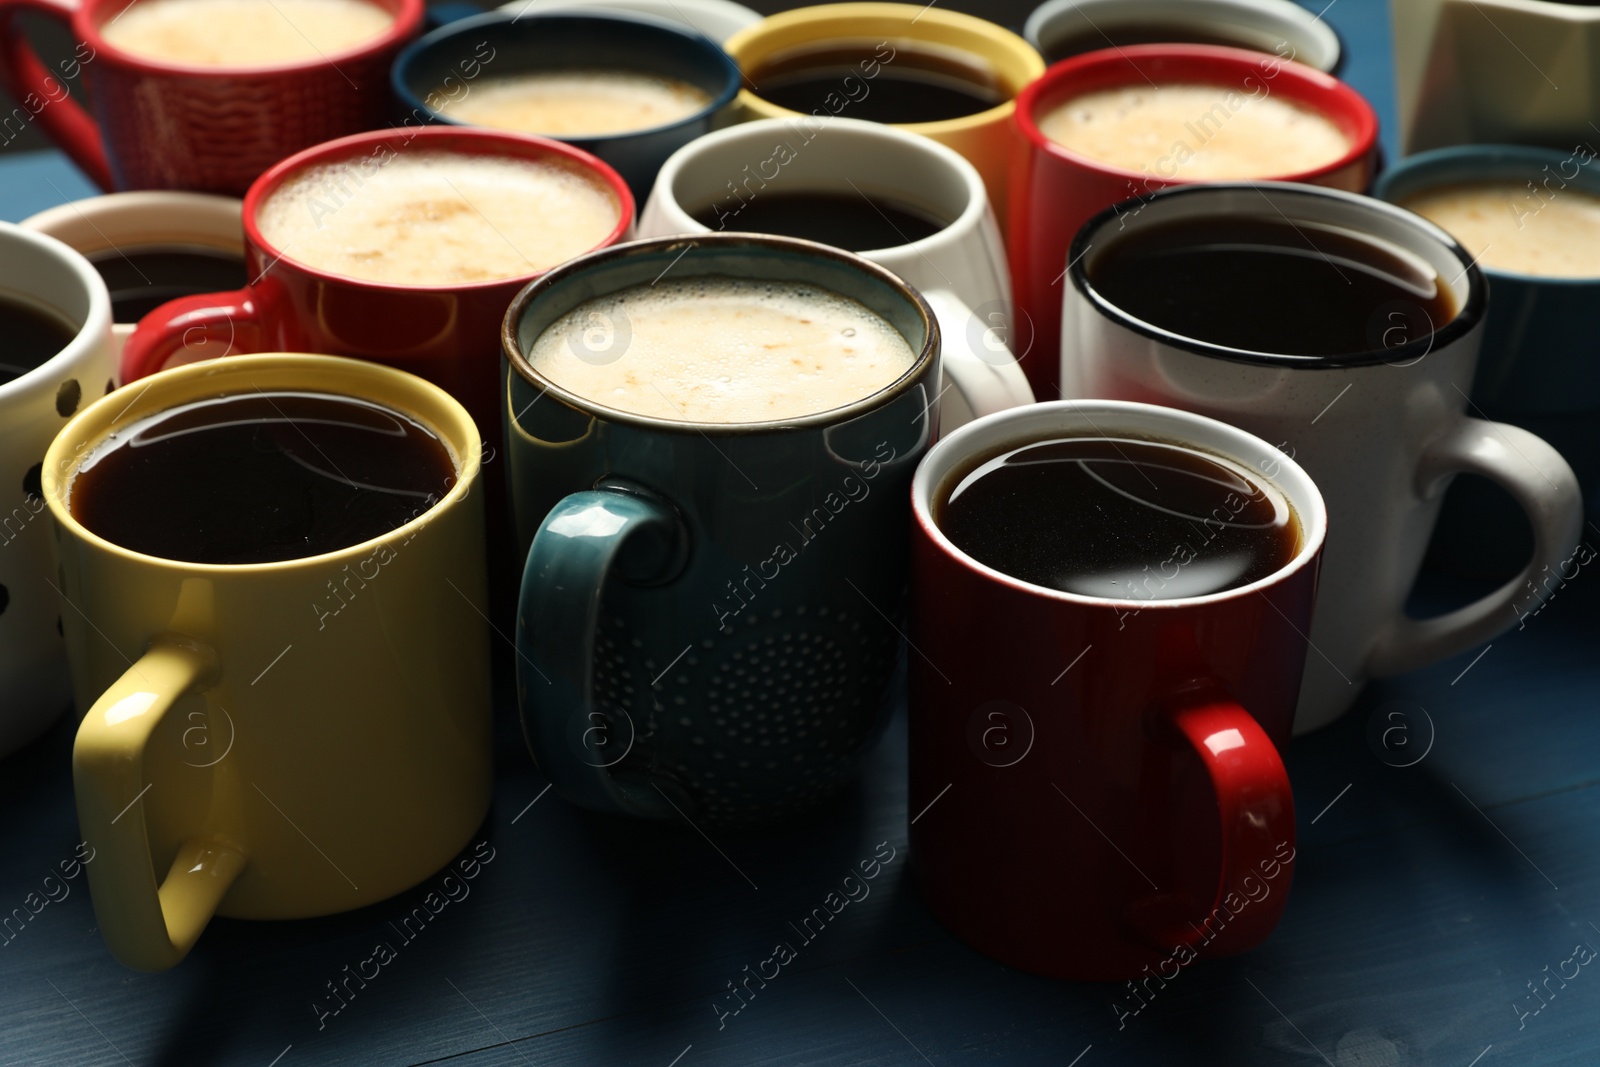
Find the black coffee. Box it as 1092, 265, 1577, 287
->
0, 293, 77, 385
749, 39, 1005, 124
1041, 23, 1265, 65
692, 191, 946, 250
71, 391, 455, 565
1086, 215, 1458, 358
87, 245, 248, 324
936, 435, 1299, 600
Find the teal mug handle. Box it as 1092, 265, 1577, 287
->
516, 481, 689, 816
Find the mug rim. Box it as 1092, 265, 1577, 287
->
1013, 42, 1377, 187
1067, 180, 1487, 369
0, 223, 113, 405
21, 191, 244, 255
648, 115, 988, 257
910, 398, 1328, 610
77, 0, 425, 78
1022, 0, 1342, 73
42, 353, 482, 575
723, 1, 1047, 136
391, 9, 743, 142
240, 126, 635, 295
500, 231, 939, 437
1373, 143, 1600, 287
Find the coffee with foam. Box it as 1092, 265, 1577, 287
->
102, 0, 393, 67
1401, 180, 1600, 278
527, 277, 918, 423
437, 71, 712, 136
1039, 83, 1350, 179
255, 150, 621, 287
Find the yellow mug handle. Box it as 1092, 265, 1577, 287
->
73, 635, 248, 972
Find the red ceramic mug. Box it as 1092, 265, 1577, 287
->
1007, 44, 1379, 401
908, 399, 1327, 982
120, 126, 635, 436
0, 0, 423, 194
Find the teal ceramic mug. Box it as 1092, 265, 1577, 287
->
501, 233, 938, 826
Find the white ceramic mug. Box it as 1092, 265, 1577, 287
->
495, 0, 759, 41
0, 222, 114, 756
21, 192, 244, 363
1025, 0, 1341, 71
639, 116, 1034, 429
1059, 182, 1584, 735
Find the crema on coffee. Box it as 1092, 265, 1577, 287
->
255, 151, 620, 286
526, 277, 918, 422
1039, 83, 1349, 179
1401, 180, 1600, 278
437, 71, 712, 136
102, 0, 393, 66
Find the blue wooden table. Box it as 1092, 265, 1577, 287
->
6, 1, 1600, 1064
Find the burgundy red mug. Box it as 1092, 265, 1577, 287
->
1007, 44, 1379, 400
908, 399, 1327, 981
0, 0, 422, 194
119, 126, 634, 436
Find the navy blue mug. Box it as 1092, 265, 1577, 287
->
392, 11, 740, 202
501, 234, 939, 826
1376, 145, 1600, 574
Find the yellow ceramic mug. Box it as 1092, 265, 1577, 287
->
723, 2, 1045, 221
43, 354, 493, 972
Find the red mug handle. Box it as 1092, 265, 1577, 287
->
1127, 682, 1296, 957
0, 0, 113, 189
122, 289, 262, 381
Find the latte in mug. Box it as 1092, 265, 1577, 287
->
102, 0, 394, 67
527, 276, 917, 422
437, 71, 712, 137
255, 150, 621, 286
1400, 181, 1600, 278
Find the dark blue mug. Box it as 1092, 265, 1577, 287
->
500, 233, 939, 826
1376, 145, 1600, 574
392, 11, 741, 202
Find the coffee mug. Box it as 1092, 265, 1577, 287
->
722, 3, 1046, 223
503, 232, 938, 826
1060, 182, 1584, 735
1009, 44, 1379, 401
392, 10, 742, 202
46, 353, 492, 971
0, 0, 422, 194
1025, 0, 1341, 71
496, 0, 760, 42
638, 115, 1033, 430
0, 222, 113, 758
909, 399, 1325, 981
1375, 145, 1600, 574
119, 126, 634, 438
21, 191, 245, 361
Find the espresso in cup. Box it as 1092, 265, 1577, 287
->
0, 294, 78, 384
71, 391, 453, 564
438, 71, 712, 136
87, 246, 248, 323
748, 39, 1006, 123
527, 276, 916, 421
254, 150, 621, 285
1039, 83, 1350, 177
1400, 181, 1600, 278
101, 0, 395, 66
689, 191, 945, 250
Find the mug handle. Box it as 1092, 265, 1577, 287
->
1365, 417, 1583, 677
73, 634, 247, 972
120, 289, 262, 382
1126, 681, 1296, 956
0, 0, 113, 189
517, 483, 689, 818
921, 289, 1034, 428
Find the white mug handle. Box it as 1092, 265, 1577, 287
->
1366, 416, 1584, 676
922, 288, 1035, 430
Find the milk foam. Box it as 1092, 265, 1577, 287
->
1402, 180, 1600, 278
255, 151, 621, 286
1040, 83, 1350, 179
102, 0, 393, 67
438, 71, 712, 136
527, 277, 918, 423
